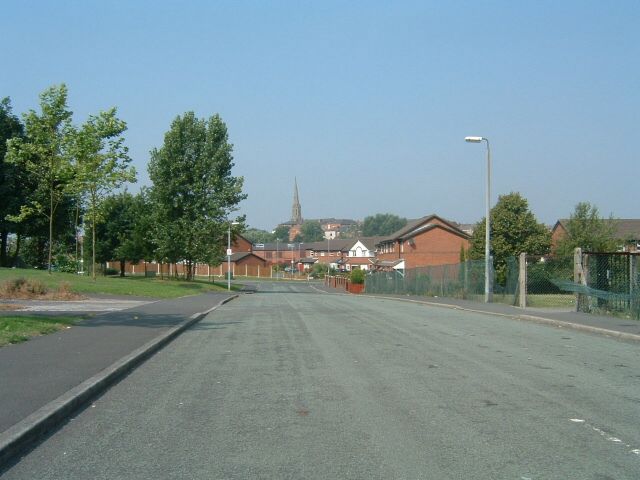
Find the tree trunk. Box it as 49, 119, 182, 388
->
0, 231, 7, 267
48, 191, 53, 274
91, 193, 97, 281
10, 233, 21, 267
120, 259, 126, 277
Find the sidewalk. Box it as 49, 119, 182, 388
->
0, 292, 234, 435
320, 284, 640, 341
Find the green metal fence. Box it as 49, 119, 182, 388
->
366, 259, 517, 303
578, 252, 639, 319
523, 255, 575, 308
366, 252, 639, 319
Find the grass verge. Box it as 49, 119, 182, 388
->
0, 315, 83, 347
0, 268, 240, 299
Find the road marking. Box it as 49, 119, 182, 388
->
570, 418, 640, 456
308, 284, 330, 294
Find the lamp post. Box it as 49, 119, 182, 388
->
227, 221, 240, 291
327, 234, 331, 276
290, 243, 294, 278
276, 238, 280, 280
465, 136, 492, 302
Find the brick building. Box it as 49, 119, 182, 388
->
374, 215, 470, 270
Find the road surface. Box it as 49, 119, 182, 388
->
3, 281, 639, 479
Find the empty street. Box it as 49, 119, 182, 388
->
3, 282, 639, 479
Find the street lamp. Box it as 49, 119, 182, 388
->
290, 243, 294, 278
298, 242, 303, 274
227, 221, 240, 291
465, 136, 492, 303
276, 238, 280, 280
327, 234, 331, 276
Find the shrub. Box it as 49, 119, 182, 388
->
350, 269, 365, 285
0, 278, 48, 298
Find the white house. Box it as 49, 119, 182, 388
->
337, 238, 382, 271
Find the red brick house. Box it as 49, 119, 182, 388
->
232, 233, 253, 254
374, 215, 470, 269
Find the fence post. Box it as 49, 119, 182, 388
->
630, 254, 636, 298
631, 255, 638, 319
463, 261, 468, 298
519, 253, 527, 308
574, 247, 585, 312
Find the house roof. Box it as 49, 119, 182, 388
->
353, 236, 386, 250
554, 219, 640, 240
373, 259, 404, 268
298, 257, 318, 264
303, 239, 354, 252
341, 257, 375, 265
252, 242, 304, 251
376, 214, 470, 245
229, 252, 266, 262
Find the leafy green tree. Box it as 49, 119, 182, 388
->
148, 112, 246, 280
272, 225, 290, 242
469, 192, 550, 285
243, 227, 274, 244
300, 220, 324, 242
73, 108, 135, 279
95, 191, 154, 276
362, 213, 407, 236
5, 84, 75, 273
0, 97, 25, 266
555, 202, 617, 255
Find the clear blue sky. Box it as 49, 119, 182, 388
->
3, 1, 638, 231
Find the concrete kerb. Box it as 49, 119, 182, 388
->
338, 291, 640, 344
0, 294, 238, 471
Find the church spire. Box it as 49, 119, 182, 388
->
291, 177, 303, 224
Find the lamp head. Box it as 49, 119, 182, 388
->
465, 136, 484, 143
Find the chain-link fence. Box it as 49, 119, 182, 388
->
365, 259, 518, 303
523, 255, 575, 308
576, 252, 639, 319
365, 251, 639, 319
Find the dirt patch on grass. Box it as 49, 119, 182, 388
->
0, 278, 85, 301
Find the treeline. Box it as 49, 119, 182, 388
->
1, 85, 245, 280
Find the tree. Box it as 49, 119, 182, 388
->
148, 112, 246, 280
272, 225, 290, 242
469, 192, 550, 285
243, 227, 273, 244
300, 220, 324, 242
5, 84, 75, 273
73, 108, 135, 279
96, 191, 154, 277
555, 202, 617, 255
362, 213, 407, 236
0, 97, 25, 266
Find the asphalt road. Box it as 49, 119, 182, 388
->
0, 292, 231, 433
3, 282, 639, 479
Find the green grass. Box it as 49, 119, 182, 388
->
526, 294, 576, 308
0, 268, 238, 299
0, 314, 83, 347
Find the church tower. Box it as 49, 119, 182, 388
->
291, 177, 303, 225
